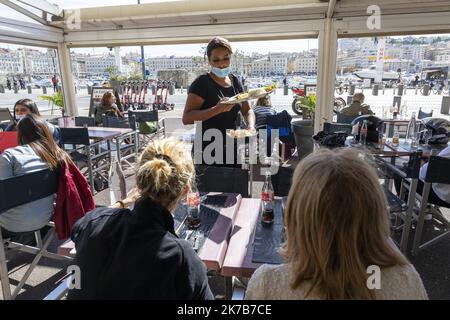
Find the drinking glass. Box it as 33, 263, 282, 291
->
378, 132, 386, 149
186, 189, 201, 229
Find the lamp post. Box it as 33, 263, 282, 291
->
138, 0, 146, 79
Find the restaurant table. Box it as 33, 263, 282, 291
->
220, 197, 286, 299
60, 125, 137, 166
221, 197, 286, 278
58, 192, 242, 273
84, 126, 133, 140
382, 118, 422, 137
346, 138, 448, 159
173, 192, 242, 272
220, 198, 263, 279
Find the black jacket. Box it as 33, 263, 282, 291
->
67, 198, 214, 300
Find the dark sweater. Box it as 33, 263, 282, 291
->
67, 198, 214, 300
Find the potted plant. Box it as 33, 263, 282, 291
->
291, 93, 316, 159
294, 93, 316, 120
40, 90, 65, 116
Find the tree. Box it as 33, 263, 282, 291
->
192, 56, 208, 77
40, 90, 64, 116
104, 66, 118, 76
128, 62, 143, 80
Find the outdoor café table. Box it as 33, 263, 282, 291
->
349, 139, 449, 252
221, 197, 286, 298
60, 125, 136, 162
57, 192, 243, 272
172, 192, 242, 272
84, 126, 133, 141
382, 118, 422, 137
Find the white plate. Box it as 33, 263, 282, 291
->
222, 89, 275, 104
226, 129, 257, 139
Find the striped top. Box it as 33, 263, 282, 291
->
253, 105, 277, 129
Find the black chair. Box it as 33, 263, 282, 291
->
102, 116, 129, 128
101, 115, 138, 169
75, 116, 96, 127
412, 152, 450, 254
266, 111, 295, 160
128, 110, 166, 147
0, 169, 73, 299
59, 127, 110, 193
195, 165, 249, 198
336, 112, 359, 124
324, 122, 353, 135
0, 108, 12, 121
418, 108, 433, 120
379, 150, 423, 253
271, 166, 294, 197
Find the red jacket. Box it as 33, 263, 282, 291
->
54, 162, 95, 239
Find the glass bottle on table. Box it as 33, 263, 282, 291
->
186, 182, 201, 229
378, 132, 386, 149
392, 129, 400, 147
392, 105, 398, 119
359, 120, 368, 145
406, 112, 418, 147
261, 173, 275, 225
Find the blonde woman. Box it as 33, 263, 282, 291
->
68, 138, 213, 300
245, 149, 428, 300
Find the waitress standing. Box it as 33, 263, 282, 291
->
182, 37, 255, 166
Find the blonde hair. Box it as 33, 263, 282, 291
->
281, 148, 408, 299
136, 138, 194, 207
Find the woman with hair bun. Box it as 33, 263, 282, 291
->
68, 138, 213, 300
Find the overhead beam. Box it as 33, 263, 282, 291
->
0, 17, 63, 46
17, 0, 63, 17
0, 0, 48, 25
64, 19, 321, 47
73, 0, 327, 21
335, 11, 450, 37
326, 0, 336, 18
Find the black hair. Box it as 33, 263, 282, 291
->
13, 99, 40, 121
206, 37, 233, 61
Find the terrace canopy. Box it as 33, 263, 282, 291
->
1, 0, 450, 131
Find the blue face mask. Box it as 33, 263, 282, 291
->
211, 66, 231, 78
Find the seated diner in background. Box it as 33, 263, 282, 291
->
395, 145, 450, 208
0, 114, 72, 244
94, 92, 124, 126
340, 93, 374, 116
253, 95, 276, 130
5, 99, 60, 143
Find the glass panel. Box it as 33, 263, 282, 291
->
0, 3, 42, 24
50, 0, 182, 9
